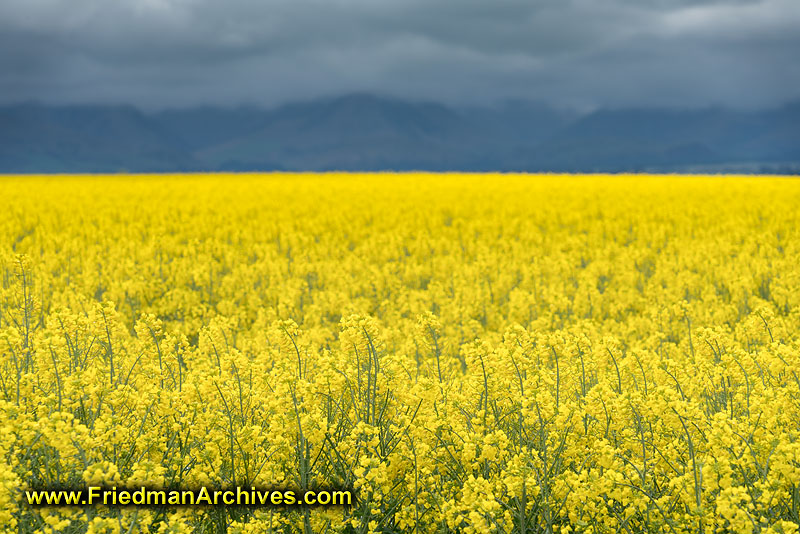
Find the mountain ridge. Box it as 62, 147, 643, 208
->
1, 94, 798, 173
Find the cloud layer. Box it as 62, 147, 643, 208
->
2, 0, 798, 109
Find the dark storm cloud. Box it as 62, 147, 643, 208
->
0, 0, 798, 109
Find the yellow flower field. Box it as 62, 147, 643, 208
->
1, 173, 799, 534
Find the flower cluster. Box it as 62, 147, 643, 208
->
1, 173, 799, 533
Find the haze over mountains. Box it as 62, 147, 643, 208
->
1, 94, 798, 174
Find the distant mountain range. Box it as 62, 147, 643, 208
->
1, 94, 799, 173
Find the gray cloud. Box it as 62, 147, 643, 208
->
0, 0, 798, 109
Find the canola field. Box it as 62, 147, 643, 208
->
1, 173, 800, 534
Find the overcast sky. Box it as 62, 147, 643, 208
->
1, 0, 798, 110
